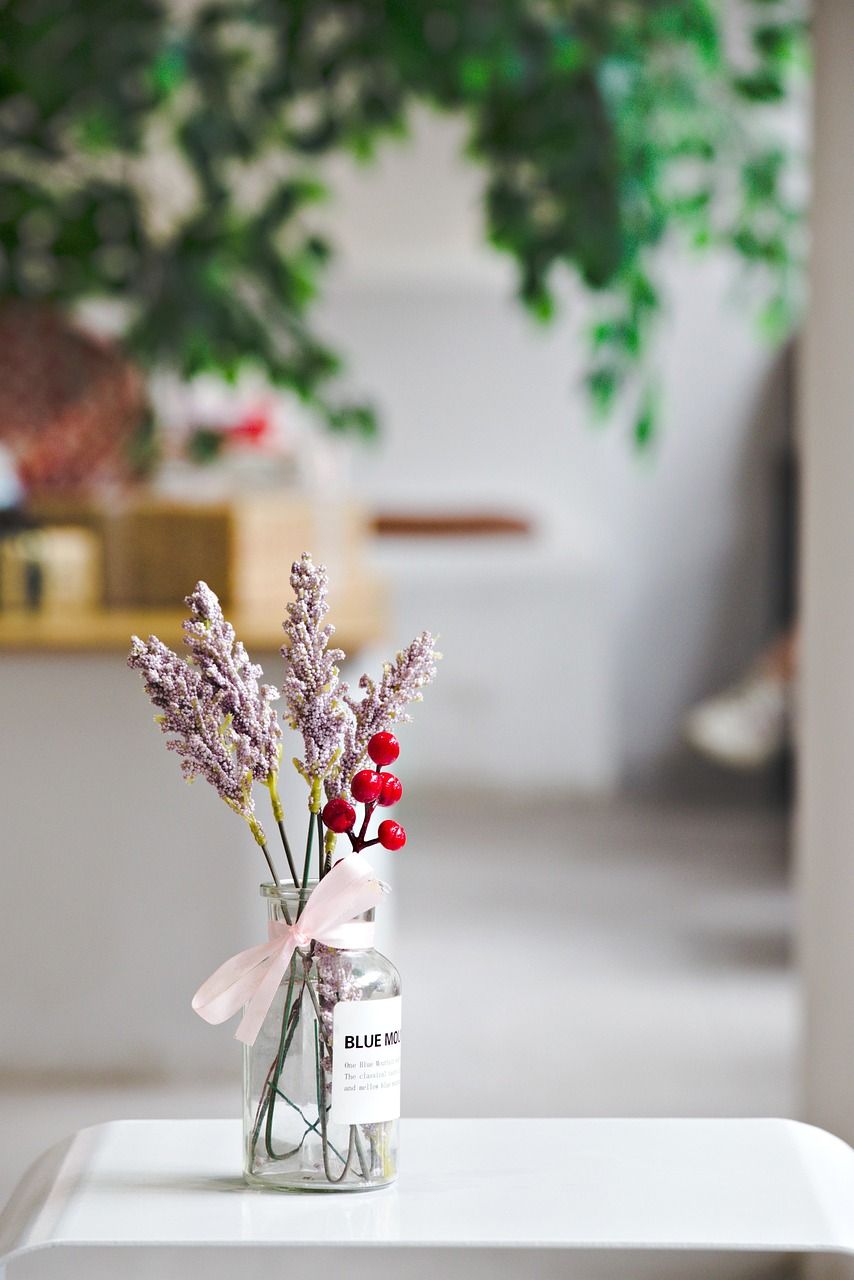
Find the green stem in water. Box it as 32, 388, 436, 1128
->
249, 982, 304, 1158
353, 1124, 371, 1181
263, 961, 298, 1158
271, 1089, 349, 1166
315, 1021, 356, 1183
303, 953, 372, 1182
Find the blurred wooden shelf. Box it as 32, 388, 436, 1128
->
0, 585, 386, 656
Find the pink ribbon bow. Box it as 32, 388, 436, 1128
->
192, 855, 389, 1046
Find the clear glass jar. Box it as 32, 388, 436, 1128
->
243, 881, 401, 1191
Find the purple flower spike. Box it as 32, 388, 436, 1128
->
328, 630, 438, 800
281, 554, 348, 791
128, 634, 256, 824
183, 581, 281, 784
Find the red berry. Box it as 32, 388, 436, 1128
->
378, 819, 406, 851
322, 797, 356, 834
351, 769, 383, 804
368, 731, 400, 766
378, 774, 403, 807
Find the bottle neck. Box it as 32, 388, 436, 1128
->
261, 882, 376, 951
316, 919, 376, 949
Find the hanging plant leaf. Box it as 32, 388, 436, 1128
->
0, 0, 808, 444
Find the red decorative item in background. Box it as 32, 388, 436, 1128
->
228, 409, 273, 447
0, 303, 146, 493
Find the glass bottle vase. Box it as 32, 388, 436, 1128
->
243, 881, 401, 1191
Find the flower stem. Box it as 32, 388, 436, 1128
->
353, 1124, 371, 1181
297, 813, 314, 916
265, 773, 299, 885
315, 1022, 356, 1183
248, 815, 282, 886
249, 980, 304, 1159
260, 841, 283, 892
258, 837, 291, 924
277, 820, 300, 887
264, 960, 298, 1158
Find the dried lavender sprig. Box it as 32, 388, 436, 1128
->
183, 581, 282, 783
182, 582, 297, 882
129, 634, 259, 822
327, 630, 438, 801
128, 633, 283, 890
281, 554, 349, 807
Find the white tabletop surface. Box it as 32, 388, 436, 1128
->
2, 1117, 854, 1268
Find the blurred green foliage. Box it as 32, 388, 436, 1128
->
0, 0, 807, 444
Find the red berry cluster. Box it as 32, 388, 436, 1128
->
321, 732, 407, 852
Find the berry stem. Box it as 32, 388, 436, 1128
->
353, 799, 376, 853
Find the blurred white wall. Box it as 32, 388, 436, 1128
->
799, 0, 854, 1151
313, 109, 795, 787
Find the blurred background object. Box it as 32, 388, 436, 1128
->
0, 525, 101, 611
684, 628, 798, 770
0, 0, 824, 1256
0, 302, 146, 491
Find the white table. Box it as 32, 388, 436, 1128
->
2, 1118, 853, 1278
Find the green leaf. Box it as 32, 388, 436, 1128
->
187, 428, 226, 464
732, 70, 785, 101
550, 33, 585, 75
758, 294, 794, 341
149, 44, 187, 97
587, 367, 621, 418
752, 21, 807, 66
75, 109, 119, 152
742, 149, 785, 203
460, 54, 492, 94
327, 404, 378, 437
633, 388, 658, 451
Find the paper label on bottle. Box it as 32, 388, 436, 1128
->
330, 996, 402, 1125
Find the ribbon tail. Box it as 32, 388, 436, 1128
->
192, 938, 278, 1027
192, 858, 388, 1047
234, 937, 297, 1046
